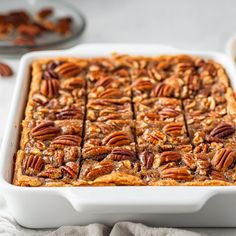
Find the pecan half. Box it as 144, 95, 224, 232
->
40, 78, 60, 98
14, 37, 35, 46
98, 88, 123, 99
51, 135, 81, 146
139, 150, 154, 169
84, 161, 114, 181
0, 62, 13, 77
32, 93, 48, 105
83, 146, 111, 159
211, 148, 235, 171
56, 17, 72, 35
147, 68, 164, 81
18, 24, 42, 37
185, 74, 201, 91
196, 159, 210, 176
132, 78, 154, 91
182, 153, 196, 170
43, 64, 59, 80
31, 121, 60, 140
103, 131, 131, 146
23, 154, 44, 175
210, 123, 235, 139
109, 148, 136, 161
160, 151, 181, 164
64, 146, 80, 162
163, 122, 183, 136
55, 62, 80, 78
36, 7, 53, 19
52, 149, 64, 167
38, 167, 62, 179
161, 167, 193, 181
94, 76, 115, 88
61, 77, 85, 90
6, 10, 30, 26
210, 170, 226, 181
147, 130, 166, 145
159, 107, 179, 118
97, 113, 127, 122
61, 162, 79, 179
202, 62, 217, 77
150, 83, 173, 97
56, 107, 83, 120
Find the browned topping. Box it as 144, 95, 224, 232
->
23, 154, 44, 175
160, 151, 181, 164
211, 148, 235, 171
103, 131, 131, 146
51, 135, 81, 146
61, 162, 79, 179
210, 123, 235, 139
0, 62, 13, 77
40, 78, 60, 98
84, 161, 114, 181
109, 148, 136, 161
139, 150, 154, 169
31, 121, 60, 140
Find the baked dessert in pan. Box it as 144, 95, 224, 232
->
12, 54, 236, 186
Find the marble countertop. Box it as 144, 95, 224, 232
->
1, 0, 236, 235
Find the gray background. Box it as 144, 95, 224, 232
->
70, 0, 236, 51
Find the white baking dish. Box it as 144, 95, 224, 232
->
1, 44, 236, 228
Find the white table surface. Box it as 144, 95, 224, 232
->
1, 0, 236, 235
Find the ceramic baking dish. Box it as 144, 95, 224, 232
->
1, 44, 236, 228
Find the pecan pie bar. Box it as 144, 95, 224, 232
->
86, 98, 133, 122
13, 54, 236, 186
134, 97, 184, 123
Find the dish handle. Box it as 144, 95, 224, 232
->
62, 187, 217, 214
